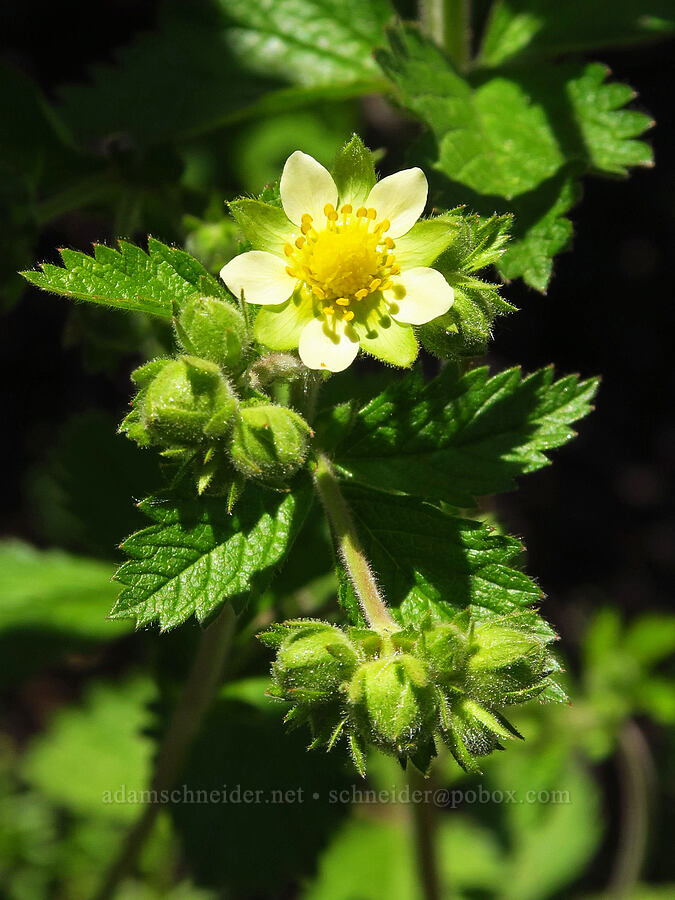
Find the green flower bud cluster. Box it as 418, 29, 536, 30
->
120, 296, 313, 494
259, 611, 562, 776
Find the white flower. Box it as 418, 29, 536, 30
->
221, 149, 455, 372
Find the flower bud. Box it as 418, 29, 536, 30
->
419, 623, 468, 680
132, 356, 238, 448
228, 403, 312, 485
467, 623, 551, 704
348, 654, 437, 755
176, 296, 247, 371
272, 623, 359, 702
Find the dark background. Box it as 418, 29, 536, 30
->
0, 0, 673, 890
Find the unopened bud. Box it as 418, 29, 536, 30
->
228, 403, 312, 484
176, 296, 247, 371
348, 654, 437, 755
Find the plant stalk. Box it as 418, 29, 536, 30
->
313, 453, 396, 633
94, 603, 236, 900
609, 719, 655, 898
408, 768, 443, 900
419, 0, 471, 70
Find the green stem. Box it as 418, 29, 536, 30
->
313, 453, 396, 633
408, 768, 443, 900
609, 720, 654, 898
419, 0, 471, 70
94, 603, 236, 900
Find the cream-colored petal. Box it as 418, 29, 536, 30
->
280, 151, 338, 227
386, 267, 454, 326
298, 316, 359, 372
365, 168, 428, 238
220, 251, 296, 306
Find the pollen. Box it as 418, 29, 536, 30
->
284, 201, 400, 323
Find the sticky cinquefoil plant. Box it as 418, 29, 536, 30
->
23, 135, 598, 779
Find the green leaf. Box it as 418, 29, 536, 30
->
22, 237, 224, 317
480, 0, 675, 67
344, 485, 541, 619
223, 0, 393, 87
376, 24, 653, 290
22, 677, 155, 823
0, 540, 129, 640
496, 173, 579, 291
112, 482, 313, 629
57, 0, 388, 149
334, 366, 598, 508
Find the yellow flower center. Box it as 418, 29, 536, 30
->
284, 203, 400, 321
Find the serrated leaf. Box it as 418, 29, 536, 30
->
344, 485, 541, 617
480, 0, 675, 67
334, 366, 598, 507
112, 482, 313, 629
21, 237, 224, 317
223, 0, 392, 88
377, 24, 653, 289
58, 0, 388, 149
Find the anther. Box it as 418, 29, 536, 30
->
340, 203, 353, 215
355, 288, 369, 300
336, 298, 350, 306
390, 264, 401, 275
285, 266, 297, 277
356, 206, 368, 218
301, 213, 313, 224
284, 243, 294, 257
313, 286, 326, 299
367, 208, 377, 220
369, 278, 381, 292
376, 218, 391, 232
324, 203, 338, 221
385, 237, 395, 249
295, 236, 306, 249
343, 311, 355, 321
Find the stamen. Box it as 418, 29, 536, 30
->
313, 285, 326, 299
340, 204, 353, 215
375, 218, 390, 233
355, 288, 369, 300
284, 243, 294, 257
381, 280, 394, 291
390, 265, 401, 275
335, 298, 350, 306
343, 311, 355, 321
366, 208, 377, 220
285, 266, 297, 277
356, 206, 368, 218
301, 221, 312, 235
295, 236, 306, 249
385, 237, 395, 249
369, 278, 381, 292
301, 213, 313, 224
324, 203, 338, 221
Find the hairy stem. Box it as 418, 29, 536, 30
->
95, 603, 237, 900
609, 719, 655, 898
313, 453, 396, 633
408, 768, 443, 900
419, 0, 471, 69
